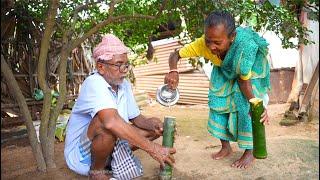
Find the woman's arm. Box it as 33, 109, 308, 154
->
237, 79, 269, 125
237, 78, 255, 100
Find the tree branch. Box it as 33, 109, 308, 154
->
37, 0, 59, 168
56, 21, 64, 32
45, 31, 69, 170
155, 0, 168, 18
65, 0, 106, 40
112, 14, 155, 21
70, 0, 105, 31
159, 24, 176, 37
108, 0, 123, 16
304, 3, 318, 10
70, 14, 155, 50
1, 55, 47, 172
73, 0, 104, 16
68, 0, 166, 50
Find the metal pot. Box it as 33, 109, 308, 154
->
156, 84, 180, 106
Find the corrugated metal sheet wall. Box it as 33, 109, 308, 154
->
133, 40, 209, 105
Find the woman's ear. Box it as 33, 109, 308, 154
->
231, 31, 236, 42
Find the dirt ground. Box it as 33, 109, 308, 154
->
1, 103, 319, 180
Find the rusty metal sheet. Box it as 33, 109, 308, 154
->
269, 68, 295, 104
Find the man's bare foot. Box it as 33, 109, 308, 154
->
211, 146, 232, 160
89, 173, 113, 180
89, 169, 113, 180
231, 149, 255, 169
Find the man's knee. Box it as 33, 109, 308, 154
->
88, 115, 113, 139
91, 132, 117, 153
88, 115, 117, 149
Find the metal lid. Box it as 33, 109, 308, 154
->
156, 84, 180, 106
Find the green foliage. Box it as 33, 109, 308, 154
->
51, 0, 180, 51
175, 0, 318, 49
282, 0, 319, 21
237, 0, 314, 48
15, 0, 319, 64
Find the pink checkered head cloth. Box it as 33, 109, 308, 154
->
93, 34, 129, 61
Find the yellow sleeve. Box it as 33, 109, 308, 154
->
179, 35, 222, 66
240, 71, 252, 80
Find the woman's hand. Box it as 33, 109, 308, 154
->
164, 71, 179, 90
260, 108, 269, 125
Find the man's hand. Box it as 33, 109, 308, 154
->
260, 108, 269, 125
148, 142, 176, 168
164, 71, 179, 90
148, 117, 163, 136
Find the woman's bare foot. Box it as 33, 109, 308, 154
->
211, 139, 232, 160
231, 149, 255, 169
211, 146, 232, 160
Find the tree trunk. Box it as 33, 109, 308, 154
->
47, 48, 70, 169
287, 49, 304, 103
37, 0, 60, 169
1, 55, 47, 172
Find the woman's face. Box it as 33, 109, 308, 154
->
204, 24, 235, 58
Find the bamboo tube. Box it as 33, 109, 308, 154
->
159, 116, 176, 180
249, 98, 268, 159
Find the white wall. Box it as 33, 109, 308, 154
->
261, 31, 299, 69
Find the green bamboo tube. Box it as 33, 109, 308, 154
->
249, 98, 268, 159
159, 116, 176, 180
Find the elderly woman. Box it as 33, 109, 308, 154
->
165, 11, 270, 169
64, 34, 175, 180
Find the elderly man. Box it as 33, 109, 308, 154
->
64, 34, 175, 180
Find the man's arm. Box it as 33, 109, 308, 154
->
97, 109, 175, 167
130, 114, 163, 135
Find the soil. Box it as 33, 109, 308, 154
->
1, 103, 319, 179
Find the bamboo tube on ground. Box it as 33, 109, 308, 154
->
249, 98, 268, 159
159, 116, 176, 180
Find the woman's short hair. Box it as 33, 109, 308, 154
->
204, 11, 236, 37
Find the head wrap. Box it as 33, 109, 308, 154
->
92, 34, 129, 61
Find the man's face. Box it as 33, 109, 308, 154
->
97, 53, 129, 86
204, 24, 234, 58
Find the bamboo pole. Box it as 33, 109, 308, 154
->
250, 98, 267, 159
159, 116, 176, 180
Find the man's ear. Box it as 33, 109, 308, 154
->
96, 62, 105, 75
